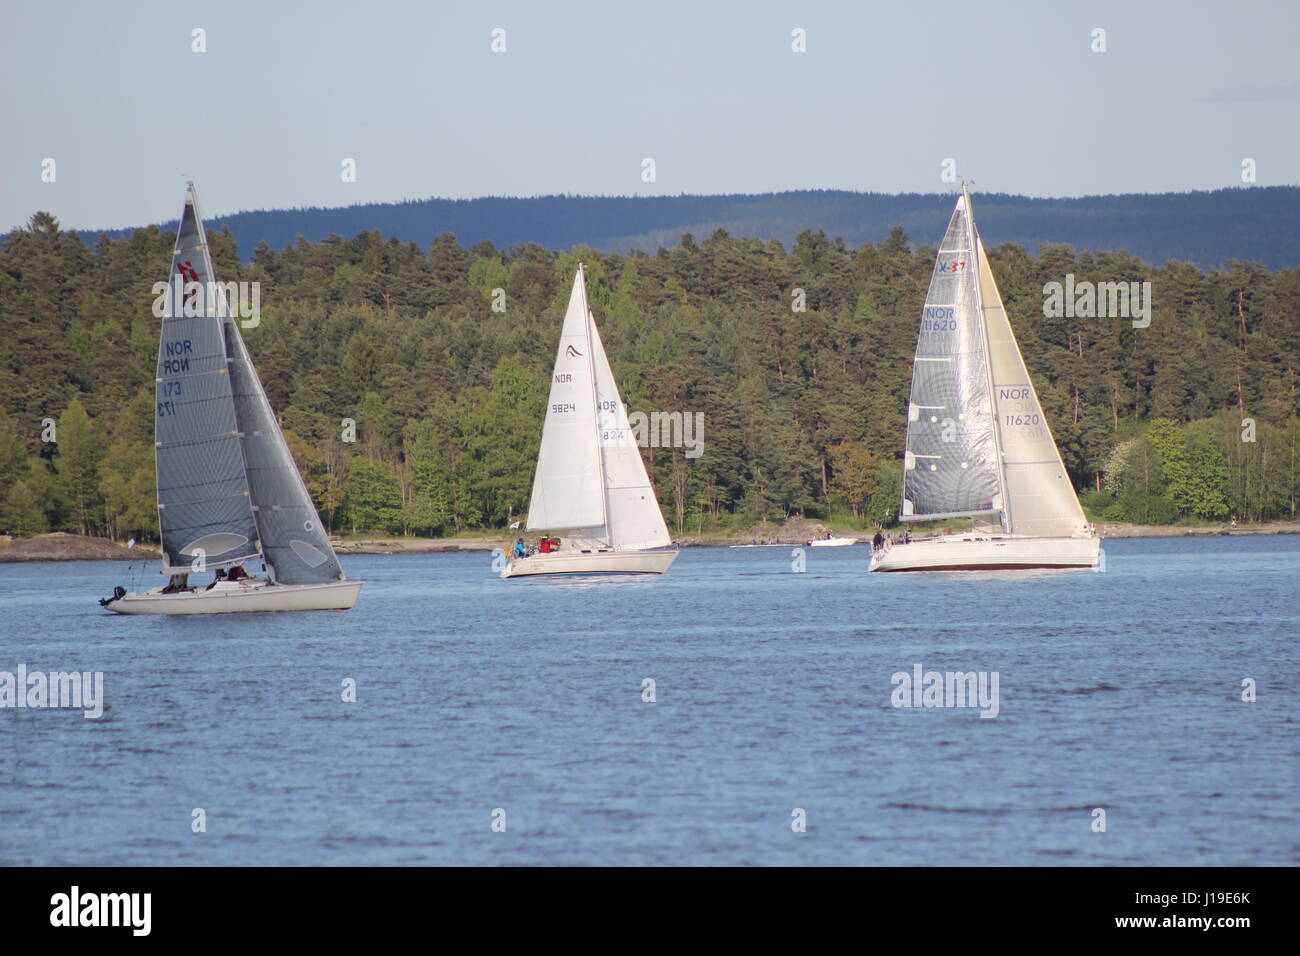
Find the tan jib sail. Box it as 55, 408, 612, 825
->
975, 235, 1089, 538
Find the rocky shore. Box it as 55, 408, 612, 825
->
0, 532, 160, 563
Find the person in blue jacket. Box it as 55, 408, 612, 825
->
514, 538, 527, 558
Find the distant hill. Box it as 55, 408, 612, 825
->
89, 187, 1300, 270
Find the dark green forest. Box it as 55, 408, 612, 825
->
2, 211, 1298, 541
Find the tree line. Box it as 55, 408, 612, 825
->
1, 211, 1297, 541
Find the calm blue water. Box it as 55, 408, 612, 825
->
0, 536, 1296, 866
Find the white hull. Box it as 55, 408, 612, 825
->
869, 535, 1099, 572
809, 537, 858, 547
501, 549, 678, 578
103, 578, 363, 614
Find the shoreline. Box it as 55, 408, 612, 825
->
5, 522, 1297, 562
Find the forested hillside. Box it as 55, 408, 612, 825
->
2, 211, 1298, 541
92, 187, 1300, 272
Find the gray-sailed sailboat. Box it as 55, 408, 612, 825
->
101, 183, 362, 613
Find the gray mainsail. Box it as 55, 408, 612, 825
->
154, 185, 260, 570
224, 314, 344, 584
900, 192, 1003, 522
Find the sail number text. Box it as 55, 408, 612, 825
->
161, 338, 194, 374
923, 307, 957, 331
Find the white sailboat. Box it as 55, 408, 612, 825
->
100, 183, 363, 612
871, 187, 1099, 572
502, 265, 678, 578
809, 536, 858, 547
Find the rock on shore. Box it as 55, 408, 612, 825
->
0, 533, 159, 563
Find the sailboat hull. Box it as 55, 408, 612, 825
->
809, 537, 858, 547
869, 535, 1099, 572
102, 578, 364, 614
501, 549, 679, 578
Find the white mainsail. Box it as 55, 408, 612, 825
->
525, 265, 671, 551
525, 268, 607, 532
977, 236, 1089, 538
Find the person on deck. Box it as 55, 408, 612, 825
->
514, 538, 526, 558
872, 531, 884, 552
227, 564, 247, 582
162, 573, 189, 593
539, 537, 552, 554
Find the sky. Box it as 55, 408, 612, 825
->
2, 0, 1297, 232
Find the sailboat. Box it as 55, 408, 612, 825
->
100, 183, 363, 612
870, 186, 1099, 572
501, 265, 678, 578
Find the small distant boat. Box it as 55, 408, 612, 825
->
809, 536, 857, 547
100, 184, 362, 613
502, 265, 678, 578
871, 187, 1099, 572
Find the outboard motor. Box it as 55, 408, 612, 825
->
99, 585, 126, 607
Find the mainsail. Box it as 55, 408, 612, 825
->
901, 193, 1002, 522
526, 265, 671, 550
154, 186, 259, 571
526, 267, 607, 532
977, 236, 1089, 538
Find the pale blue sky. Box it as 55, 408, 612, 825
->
2, 0, 1297, 232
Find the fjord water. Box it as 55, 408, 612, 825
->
0, 536, 1295, 866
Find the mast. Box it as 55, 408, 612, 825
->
578, 263, 612, 547
965, 184, 1012, 533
